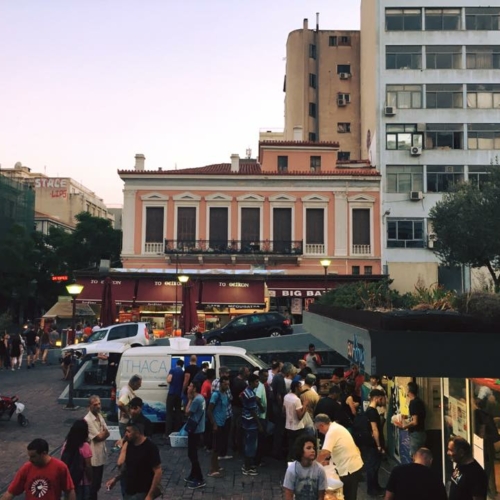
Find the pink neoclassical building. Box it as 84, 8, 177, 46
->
77, 141, 382, 332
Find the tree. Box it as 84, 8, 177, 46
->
429, 171, 500, 291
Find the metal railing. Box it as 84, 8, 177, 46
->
163, 239, 303, 256
352, 244, 371, 255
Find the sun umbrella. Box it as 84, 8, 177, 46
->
180, 281, 199, 335
99, 276, 116, 327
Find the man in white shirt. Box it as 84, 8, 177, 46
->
315, 413, 364, 500
84, 395, 110, 500
118, 374, 142, 437
283, 380, 309, 460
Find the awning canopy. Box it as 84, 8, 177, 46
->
200, 280, 265, 309
44, 302, 96, 319
76, 278, 137, 305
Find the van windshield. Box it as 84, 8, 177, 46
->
245, 352, 267, 368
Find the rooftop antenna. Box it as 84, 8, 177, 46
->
245, 148, 252, 159
316, 12, 319, 32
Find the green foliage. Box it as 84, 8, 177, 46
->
412, 281, 455, 311
454, 292, 500, 324
317, 279, 417, 310
429, 168, 500, 290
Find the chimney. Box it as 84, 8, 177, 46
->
230, 154, 240, 173
135, 154, 145, 171
303, 18, 308, 30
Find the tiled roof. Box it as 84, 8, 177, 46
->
259, 140, 340, 148
118, 164, 380, 176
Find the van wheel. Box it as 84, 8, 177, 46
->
269, 330, 281, 337
208, 338, 221, 345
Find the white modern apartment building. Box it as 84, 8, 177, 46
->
361, 0, 500, 292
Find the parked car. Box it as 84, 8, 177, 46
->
203, 312, 292, 345
63, 322, 153, 353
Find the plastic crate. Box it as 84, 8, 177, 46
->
169, 432, 188, 448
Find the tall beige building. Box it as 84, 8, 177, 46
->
283, 18, 361, 160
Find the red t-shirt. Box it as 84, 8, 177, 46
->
8, 457, 74, 500
201, 379, 212, 402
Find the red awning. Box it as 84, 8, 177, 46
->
135, 279, 200, 305
76, 278, 137, 305
266, 279, 325, 298
200, 280, 265, 309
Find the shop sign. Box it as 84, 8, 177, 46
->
291, 298, 302, 315
34, 178, 68, 189
270, 289, 323, 297
347, 334, 365, 371
205, 303, 265, 310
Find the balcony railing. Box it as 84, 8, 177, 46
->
144, 242, 165, 254
164, 239, 303, 256
352, 244, 371, 255
304, 243, 325, 255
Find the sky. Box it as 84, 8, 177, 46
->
0, 0, 361, 205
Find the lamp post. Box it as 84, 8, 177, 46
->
320, 259, 331, 294
65, 282, 84, 410
178, 275, 190, 335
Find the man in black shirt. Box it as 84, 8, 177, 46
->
314, 386, 351, 428
385, 447, 447, 500
230, 366, 249, 455
24, 325, 37, 369
129, 397, 153, 437
107, 422, 162, 499
396, 382, 426, 457
363, 389, 386, 497
447, 436, 487, 500
183, 355, 200, 404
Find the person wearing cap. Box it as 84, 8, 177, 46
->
303, 344, 322, 374
128, 397, 153, 438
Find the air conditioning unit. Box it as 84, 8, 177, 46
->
339, 72, 351, 80
384, 106, 396, 116
409, 191, 423, 201
417, 123, 426, 132
410, 146, 422, 156
337, 98, 347, 107
428, 238, 435, 249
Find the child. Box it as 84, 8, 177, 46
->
283, 434, 327, 500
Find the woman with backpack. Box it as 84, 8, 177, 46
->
61, 419, 93, 500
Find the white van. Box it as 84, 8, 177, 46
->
115, 345, 266, 423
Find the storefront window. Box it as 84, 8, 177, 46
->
471, 378, 500, 498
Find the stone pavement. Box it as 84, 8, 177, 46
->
0, 362, 392, 499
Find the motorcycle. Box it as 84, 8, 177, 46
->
0, 395, 29, 426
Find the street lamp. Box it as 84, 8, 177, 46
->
320, 259, 331, 294
178, 275, 190, 335
65, 282, 84, 410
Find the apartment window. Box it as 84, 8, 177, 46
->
427, 166, 464, 193
145, 207, 164, 243
337, 64, 351, 74
426, 84, 463, 109
273, 208, 292, 253
364, 266, 373, 276
386, 9, 422, 31
309, 73, 317, 89
466, 8, 500, 31
310, 156, 321, 172
387, 219, 425, 248
329, 36, 337, 46
468, 124, 500, 150
337, 122, 351, 133
308, 132, 317, 142
425, 124, 463, 150
352, 209, 370, 251
425, 8, 461, 30
277, 156, 288, 173
338, 152, 351, 161
426, 46, 462, 69
352, 266, 360, 275
338, 93, 351, 103
467, 84, 500, 108
177, 207, 196, 243
309, 102, 316, 117
309, 44, 317, 59
339, 36, 351, 46
468, 166, 490, 188
466, 46, 500, 69
386, 85, 422, 109
386, 166, 423, 193
209, 207, 228, 251
241, 207, 260, 246
386, 124, 423, 150
305, 208, 324, 246
386, 46, 422, 70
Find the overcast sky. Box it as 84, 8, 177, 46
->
0, 0, 361, 205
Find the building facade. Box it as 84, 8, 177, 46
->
0, 173, 34, 240
361, 0, 500, 292
2, 162, 114, 229
283, 19, 362, 160
86, 148, 381, 333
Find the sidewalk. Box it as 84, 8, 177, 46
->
0, 363, 392, 499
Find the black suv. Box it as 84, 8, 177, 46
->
203, 312, 293, 345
